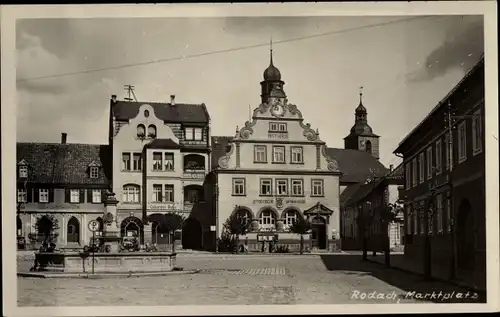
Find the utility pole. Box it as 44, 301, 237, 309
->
124, 85, 138, 102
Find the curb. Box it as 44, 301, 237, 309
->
365, 258, 486, 294
17, 269, 200, 279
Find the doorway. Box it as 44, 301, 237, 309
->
311, 216, 327, 249
182, 218, 203, 250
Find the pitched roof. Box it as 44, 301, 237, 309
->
16, 142, 111, 186
144, 138, 181, 149
211, 136, 233, 170
112, 100, 210, 123
326, 148, 388, 183
340, 183, 363, 206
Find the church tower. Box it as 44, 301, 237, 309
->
344, 88, 380, 159
260, 39, 286, 104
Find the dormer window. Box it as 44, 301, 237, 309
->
19, 165, 28, 178
148, 125, 157, 138
137, 124, 146, 138
90, 166, 99, 179
184, 127, 203, 141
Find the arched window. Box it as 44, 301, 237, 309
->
259, 210, 276, 229
365, 140, 372, 154
67, 217, 80, 243
283, 209, 300, 228
137, 124, 146, 137
148, 125, 157, 138
122, 184, 140, 203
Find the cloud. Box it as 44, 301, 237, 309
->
406, 15, 484, 82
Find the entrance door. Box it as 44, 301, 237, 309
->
311, 216, 327, 249
67, 217, 80, 244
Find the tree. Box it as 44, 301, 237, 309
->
223, 212, 251, 253
289, 217, 311, 254
163, 213, 185, 253
380, 202, 404, 266
34, 214, 60, 244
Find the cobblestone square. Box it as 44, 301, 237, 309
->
17, 254, 485, 306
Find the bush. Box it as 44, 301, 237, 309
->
217, 234, 235, 253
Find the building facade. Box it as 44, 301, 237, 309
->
394, 56, 485, 290
210, 52, 342, 252
16, 133, 111, 249
108, 94, 213, 250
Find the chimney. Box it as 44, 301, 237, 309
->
111, 95, 117, 103
170, 95, 176, 105
61, 133, 67, 144
389, 164, 394, 172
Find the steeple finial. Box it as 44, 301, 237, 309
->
270, 36, 274, 66
359, 86, 364, 104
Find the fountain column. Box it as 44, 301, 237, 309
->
103, 192, 121, 253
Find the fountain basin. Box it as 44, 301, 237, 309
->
32, 251, 177, 273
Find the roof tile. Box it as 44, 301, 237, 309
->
112, 101, 209, 123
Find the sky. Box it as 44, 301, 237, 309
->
16, 15, 484, 167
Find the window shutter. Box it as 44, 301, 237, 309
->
80, 189, 85, 203
49, 189, 55, 203
34, 189, 39, 203
87, 189, 93, 203
65, 188, 70, 203
27, 187, 33, 202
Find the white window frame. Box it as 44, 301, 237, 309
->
284, 211, 298, 227
436, 194, 443, 234
70, 189, 80, 203
412, 158, 418, 187
39, 189, 49, 203
276, 179, 288, 196
90, 166, 99, 178
164, 185, 174, 202
435, 139, 442, 175
254, 145, 267, 163
269, 122, 287, 132
92, 189, 102, 203
19, 165, 28, 178
272, 146, 285, 163
291, 147, 303, 164
132, 153, 142, 171
232, 178, 245, 196
418, 153, 425, 184
259, 210, 276, 226
122, 153, 131, 171
122, 185, 140, 203
472, 109, 482, 156
291, 179, 303, 196
405, 163, 411, 189
164, 153, 174, 171
152, 184, 163, 202
185, 127, 194, 140
426, 147, 433, 180
152, 152, 162, 171
311, 179, 324, 197
259, 179, 272, 196
194, 128, 203, 141
17, 188, 27, 202
457, 121, 467, 163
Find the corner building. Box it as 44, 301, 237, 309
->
108, 95, 212, 250
211, 53, 342, 252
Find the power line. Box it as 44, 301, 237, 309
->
17, 15, 442, 83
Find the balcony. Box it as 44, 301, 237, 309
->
183, 154, 206, 180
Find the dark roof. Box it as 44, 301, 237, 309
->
17, 142, 111, 185
112, 100, 210, 123
387, 162, 403, 181
326, 148, 388, 183
340, 183, 363, 206
144, 138, 180, 149
211, 136, 233, 170
394, 54, 484, 153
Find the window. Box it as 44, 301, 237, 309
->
445, 132, 452, 170
254, 145, 267, 163
164, 185, 174, 202
412, 158, 417, 187
272, 146, 285, 163
194, 128, 203, 141
457, 121, 467, 163
19, 165, 28, 178
186, 188, 200, 203
164, 153, 174, 171
232, 178, 245, 196
284, 211, 298, 227
446, 197, 451, 233
137, 124, 145, 137
132, 153, 142, 171
418, 153, 424, 184
291, 147, 303, 164
122, 153, 131, 171
426, 147, 433, 180
291, 179, 303, 196
435, 139, 442, 175
436, 194, 443, 234
472, 110, 482, 155
260, 179, 272, 196
152, 184, 163, 202
122, 185, 140, 203
405, 163, 411, 189
276, 179, 288, 196
185, 128, 194, 140
185, 127, 203, 141
148, 125, 157, 138
311, 179, 324, 197
259, 210, 276, 226
70, 189, 80, 203
17, 189, 27, 202
412, 206, 418, 234
90, 166, 99, 178
153, 152, 162, 171
92, 189, 102, 203
269, 122, 287, 132
39, 189, 49, 203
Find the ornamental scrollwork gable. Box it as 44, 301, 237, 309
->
321, 145, 340, 172
217, 142, 235, 169
286, 103, 321, 142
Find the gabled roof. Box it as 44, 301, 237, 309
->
16, 142, 111, 185
211, 136, 233, 170
340, 183, 363, 206
144, 138, 181, 149
326, 148, 388, 183
112, 100, 210, 124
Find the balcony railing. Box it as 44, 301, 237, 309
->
183, 169, 206, 180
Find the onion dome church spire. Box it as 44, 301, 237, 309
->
260, 37, 286, 104
344, 87, 380, 159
